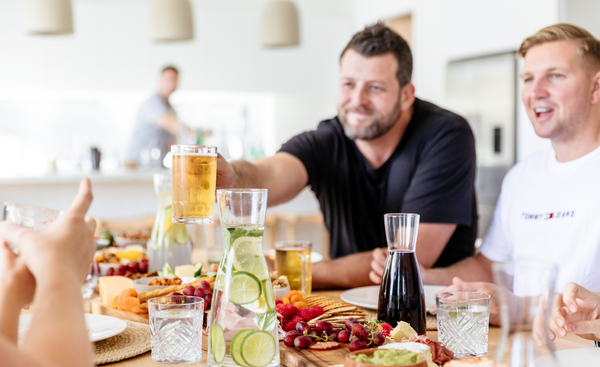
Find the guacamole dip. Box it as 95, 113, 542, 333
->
349, 349, 421, 366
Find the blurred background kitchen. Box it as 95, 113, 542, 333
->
1, 0, 598, 257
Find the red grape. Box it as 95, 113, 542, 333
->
349, 339, 367, 352
286, 330, 302, 338
203, 294, 212, 308
294, 336, 312, 349
337, 329, 350, 343
296, 321, 310, 334
168, 292, 183, 296
351, 323, 369, 341
345, 317, 359, 331
199, 280, 212, 293
139, 263, 148, 273
315, 321, 333, 334
193, 287, 205, 298
127, 262, 139, 272
118, 265, 127, 272
372, 332, 385, 346
183, 285, 196, 296
284, 335, 297, 347
106, 267, 115, 276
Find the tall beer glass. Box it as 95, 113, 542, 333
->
171, 145, 217, 224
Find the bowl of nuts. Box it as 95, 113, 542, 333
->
270, 272, 291, 299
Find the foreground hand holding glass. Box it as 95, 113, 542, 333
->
207, 189, 279, 367
2, 202, 98, 299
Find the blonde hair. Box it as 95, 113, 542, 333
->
519, 23, 600, 69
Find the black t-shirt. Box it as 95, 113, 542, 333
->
279, 98, 478, 267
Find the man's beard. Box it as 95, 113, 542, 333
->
338, 100, 402, 140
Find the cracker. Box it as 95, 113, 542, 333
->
324, 306, 357, 313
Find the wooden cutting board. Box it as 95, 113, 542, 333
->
279, 342, 348, 367
90, 298, 150, 324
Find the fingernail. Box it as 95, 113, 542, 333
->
549, 332, 555, 341
558, 329, 566, 337
556, 318, 564, 327
567, 323, 575, 332
569, 304, 577, 313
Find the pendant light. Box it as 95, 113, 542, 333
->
260, 1, 300, 47
150, 0, 194, 42
25, 0, 73, 35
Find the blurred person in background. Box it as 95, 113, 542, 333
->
125, 66, 194, 167
370, 24, 600, 325
217, 22, 478, 289
0, 179, 96, 367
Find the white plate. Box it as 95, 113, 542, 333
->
536, 347, 600, 365
340, 285, 446, 311
19, 313, 127, 342
264, 249, 323, 263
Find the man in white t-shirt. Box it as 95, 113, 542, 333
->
368, 23, 600, 323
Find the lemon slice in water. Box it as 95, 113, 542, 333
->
231, 236, 268, 280
241, 331, 276, 367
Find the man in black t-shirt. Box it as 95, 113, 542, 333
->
216, 23, 477, 289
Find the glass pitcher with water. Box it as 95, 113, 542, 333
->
148, 173, 192, 272
377, 213, 426, 335
207, 189, 279, 367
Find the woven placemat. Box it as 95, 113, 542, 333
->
94, 321, 151, 365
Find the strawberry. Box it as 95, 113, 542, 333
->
275, 300, 283, 307
299, 308, 314, 322
291, 315, 304, 324
283, 321, 297, 331
376, 322, 393, 337
309, 305, 324, 318
278, 304, 298, 319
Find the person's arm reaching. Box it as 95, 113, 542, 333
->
217, 152, 309, 207
156, 113, 193, 135
421, 253, 494, 285
0, 178, 96, 367
312, 251, 374, 289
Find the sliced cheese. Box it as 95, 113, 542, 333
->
443, 357, 495, 367
99, 276, 134, 306
390, 321, 417, 342
381, 342, 435, 367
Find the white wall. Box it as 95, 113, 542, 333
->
351, 0, 561, 162
0, 0, 352, 152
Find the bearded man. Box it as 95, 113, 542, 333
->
216, 23, 477, 289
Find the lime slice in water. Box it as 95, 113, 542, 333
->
228, 271, 262, 305
262, 279, 275, 310
231, 329, 253, 367
241, 331, 276, 367
211, 324, 226, 363
232, 236, 269, 280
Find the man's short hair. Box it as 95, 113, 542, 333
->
519, 23, 600, 70
341, 22, 412, 87
162, 65, 179, 74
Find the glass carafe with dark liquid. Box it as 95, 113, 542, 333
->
377, 213, 426, 334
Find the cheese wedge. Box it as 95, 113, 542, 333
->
390, 321, 417, 341
99, 276, 134, 306
381, 342, 435, 367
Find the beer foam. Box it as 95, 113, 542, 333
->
172, 152, 217, 157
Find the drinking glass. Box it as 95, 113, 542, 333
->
493, 262, 559, 367
171, 145, 217, 224
275, 240, 312, 296
207, 189, 280, 367
3, 202, 98, 299
377, 213, 426, 334
2, 202, 61, 230
436, 291, 491, 358
148, 295, 205, 364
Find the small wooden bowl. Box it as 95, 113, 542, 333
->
345, 348, 428, 367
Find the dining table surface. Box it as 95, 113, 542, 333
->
79, 289, 596, 367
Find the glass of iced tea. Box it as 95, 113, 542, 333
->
275, 240, 312, 296
171, 145, 217, 224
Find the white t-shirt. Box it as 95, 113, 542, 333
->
480, 145, 600, 294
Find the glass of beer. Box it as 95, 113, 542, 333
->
275, 240, 312, 296
171, 145, 217, 224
